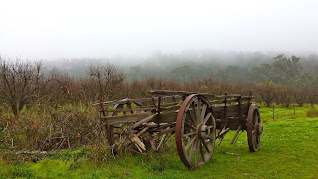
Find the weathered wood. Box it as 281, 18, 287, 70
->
156, 127, 170, 151
212, 103, 249, 119
146, 122, 176, 129
103, 107, 151, 113
132, 113, 157, 129
231, 125, 242, 144
150, 90, 215, 98
156, 110, 179, 124
159, 127, 176, 135
93, 95, 183, 106
217, 127, 230, 139
158, 122, 176, 129
95, 90, 257, 154
101, 112, 152, 125
123, 127, 150, 150
210, 96, 253, 104
101, 110, 178, 126
102, 104, 179, 113
138, 102, 180, 108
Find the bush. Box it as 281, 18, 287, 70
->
306, 110, 318, 118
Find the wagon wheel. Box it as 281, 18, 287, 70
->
176, 94, 216, 168
247, 104, 263, 152
107, 103, 142, 148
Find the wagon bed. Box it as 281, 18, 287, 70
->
94, 90, 263, 168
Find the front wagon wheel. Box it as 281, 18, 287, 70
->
175, 94, 216, 169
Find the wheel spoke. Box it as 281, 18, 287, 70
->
183, 131, 196, 137
200, 104, 207, 122
253, 133, 257, 147
206, 125, 214, 129
185, 136, 197, 150
200, 137, 211, 153
197, 99, 201, 123
186, 111, 197, 126
203, 113, 212, 125
200, 143, 205, 162
256, 134, 260, 144
189, 139, 197, 161
195, 138, 200, 165
185, 121, 196, 130
191, 100, 197, 122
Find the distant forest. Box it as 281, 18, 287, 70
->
43, 51, 318, 85
1, 51, 318, 116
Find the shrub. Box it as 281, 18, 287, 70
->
307, 110, 318, 118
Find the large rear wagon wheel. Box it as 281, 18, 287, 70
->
176, 94, 216, 169
247, 104, 263, 152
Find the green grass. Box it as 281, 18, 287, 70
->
1, 107, 318, 178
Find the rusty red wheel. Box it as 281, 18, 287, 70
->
247, 104, 262, 152
176, 94, 216, 168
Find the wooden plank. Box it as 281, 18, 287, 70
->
101, 112, 152, 125
212, 103, 249, 119
150, 90, 215, 98
227, 94, 242, 97
132, 113, 157, 128
103, 107, 154, 113
156, 110, 178, 124
93, 96, 183, 106
210, 98, 238, 104
101, 109, 178, 126
138, 102, 180, 108
159, 127, 176, 135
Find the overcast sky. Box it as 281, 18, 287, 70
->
0, 0, 317, 60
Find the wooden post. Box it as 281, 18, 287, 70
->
273, 105, 275, 120
157, 97, 161, 128
231, 124, 242, 144
224, 92, 228, 120
293, 105, 295, 117
248, 90, 253, 105
237, 96, 243, 120
100, 102, 106, 117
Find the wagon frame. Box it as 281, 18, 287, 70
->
94, 90, 263, 168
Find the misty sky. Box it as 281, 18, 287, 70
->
0, 0, 317, 60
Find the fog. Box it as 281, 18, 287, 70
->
0, 0, 317, 60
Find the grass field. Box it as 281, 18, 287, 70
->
1, 106, 318, 178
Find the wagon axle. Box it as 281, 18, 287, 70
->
198, 124, 210, 139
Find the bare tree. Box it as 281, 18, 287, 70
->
0, 58, 48, 116
88, 63, 125, 101
255, 79, 277, 107
307, 86, 318, 108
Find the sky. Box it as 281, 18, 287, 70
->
0, 0, 317, 60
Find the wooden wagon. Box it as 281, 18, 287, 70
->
94, 90, 263, 168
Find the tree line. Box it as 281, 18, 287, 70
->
0, 54, 318, 116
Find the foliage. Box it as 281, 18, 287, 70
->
0, 54, 317, 111
0, 104, 100, 150
0, 58, 49, 116
1, 107, 317, 178
307, 109, 318, 118
255, 79, 277, 107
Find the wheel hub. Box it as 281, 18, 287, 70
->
197, 124, 209, 139
256, 123, 263, 135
